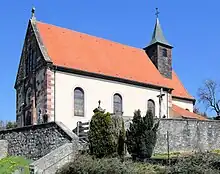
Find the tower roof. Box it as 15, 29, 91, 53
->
148, 17, 172, 47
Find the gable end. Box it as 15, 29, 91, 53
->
14, 19, 52, 89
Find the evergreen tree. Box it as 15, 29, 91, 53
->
126, 110, 160, 160
88, 108, 125, 158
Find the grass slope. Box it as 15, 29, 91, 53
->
0, 156, 31, 174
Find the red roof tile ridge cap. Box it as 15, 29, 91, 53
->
36, 20, 144, 52
172, 71, 194, 99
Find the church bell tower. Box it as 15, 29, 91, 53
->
144, 8, 173, 79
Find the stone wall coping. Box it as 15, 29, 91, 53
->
158, 118, 220, 122
123, 117, 220, 123
0, 122, 79, 142
0, 122, 56, 133
55, 121, 79, 141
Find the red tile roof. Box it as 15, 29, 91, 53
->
36, 21, 194, 100
172, 104, 207, 120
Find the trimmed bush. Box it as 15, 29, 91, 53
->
56, 154, 166, 174
126, 110, 160, 160
88, 110, 125, 158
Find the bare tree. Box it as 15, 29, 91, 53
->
198, 79, 220, 116
193, 105, 207, 118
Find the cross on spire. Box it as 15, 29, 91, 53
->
155, 8, 160, 18
31, 7, 36, 20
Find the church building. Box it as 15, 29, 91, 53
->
15, 8, 206, 130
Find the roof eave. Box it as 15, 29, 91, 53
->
145, 41, 173, 50
53, 65, 172, 91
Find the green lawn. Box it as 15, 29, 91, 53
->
0, 156, 31, 174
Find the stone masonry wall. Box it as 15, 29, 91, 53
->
0, 140, 8, 160
0, 122, 78, 161
124, 118, 220, 154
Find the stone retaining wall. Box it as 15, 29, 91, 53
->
0, 122, 79, 161
124, 118, 220, 154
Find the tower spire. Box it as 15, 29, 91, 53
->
148, 8, 172, 47
144, 8, 173, 79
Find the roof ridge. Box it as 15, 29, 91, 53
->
36, 20, 143, 52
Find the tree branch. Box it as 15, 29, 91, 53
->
198, 79, 220, 116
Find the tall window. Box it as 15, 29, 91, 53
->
147, 99, 155, 117
162, 48, 167, 57
74, 87, 84, 116
113, 93, 122, 115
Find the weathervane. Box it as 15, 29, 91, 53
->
155, 8, 160, 18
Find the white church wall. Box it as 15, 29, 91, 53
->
54, 71, 169, 130
172, 97, 194, 112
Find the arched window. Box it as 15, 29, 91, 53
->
113, 93, 122, 115
74, 87, 84, 116
147, 99, 155, 117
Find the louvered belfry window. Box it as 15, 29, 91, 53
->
147, 99, 155, 117
74, 87, 84, 116
113, 93, 122, 115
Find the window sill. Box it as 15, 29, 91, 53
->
74, 115, 84, 117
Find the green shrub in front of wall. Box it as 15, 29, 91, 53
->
111, 115, 126, 158
88, 110, 125, 158
56, 154, 166, 174
126, 109, 160, 160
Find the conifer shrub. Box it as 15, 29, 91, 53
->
126, 109, 160, 160
88, 110, 125, 158
111, 115, 126, 158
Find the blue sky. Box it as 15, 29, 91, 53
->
0, 1, 219, 121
